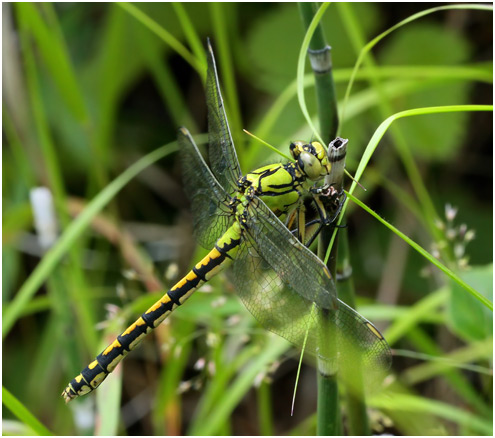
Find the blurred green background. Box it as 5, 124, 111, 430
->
2, 2, 492, 436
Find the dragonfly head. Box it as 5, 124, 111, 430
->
289, 141, 331, 181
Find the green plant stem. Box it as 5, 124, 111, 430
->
296, 2, 331, 145
298, 2, 338, 144
298, 3, 346, 435
336, 232, 370, 436
257, 380, 275, 436
316, 373, 341, 435
172, 2, 207, 68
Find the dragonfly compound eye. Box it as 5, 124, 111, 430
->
298, 151, 323, 180
309, 141, 331, 177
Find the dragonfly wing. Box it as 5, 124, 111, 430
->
333, 299, 392, 373
245, 197, 338, 310
231, 242, 316, 346
231, 238, 391, 379
206, 39, 242, 194
179, 127, 234, 249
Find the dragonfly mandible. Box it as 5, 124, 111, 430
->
62, 40, 390, 403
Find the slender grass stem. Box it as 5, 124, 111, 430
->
2, 143, 179, 339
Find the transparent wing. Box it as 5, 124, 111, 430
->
178, 127, 234, 249
244, 197, 338, 310
332, 300, 392, 374
206, 39, 242, 194
231, 237, 391, 379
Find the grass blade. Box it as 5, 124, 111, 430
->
117, 2, 204, 79
2, 386, 54, 436
339, 3, 493, 129
347, 191, 492, 310
296, 2, 330, 146
2, 143, 178, 339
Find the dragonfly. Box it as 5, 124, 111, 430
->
62, 40, 390, 403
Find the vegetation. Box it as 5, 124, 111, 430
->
3, 3, 492, 435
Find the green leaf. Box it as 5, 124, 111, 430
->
447, 264, 493, 342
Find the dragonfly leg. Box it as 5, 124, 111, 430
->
290, 187, 346, 248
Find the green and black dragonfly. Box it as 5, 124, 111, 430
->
62, 41, 390, 403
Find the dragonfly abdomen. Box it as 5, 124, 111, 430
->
62, 226, 242, 403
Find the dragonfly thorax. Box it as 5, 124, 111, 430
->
290, 141, 331, 181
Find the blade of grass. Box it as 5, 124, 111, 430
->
324, 104, 493, 296
243, 129, 293, 161
371, 393, 493, 435
16, 3, 89, 124
190, 336, 289, 435
2, 142, 179, 339
337, 3, 493, 266
117, 2, 205, 79
2, 387, 54, 436
257, 380, 274, 436
3, 111, 35, 190
401, 336, 493, 384
385, 287, 449, 345
209, 3, 243, 155
95, 330, 124, 436
191, 342, 263, 428
339, 3, 493, 129
17, 4, 97, 350
137, 25, 196, 130
172, 2, 207, 68
347, 191, 492, 310
152, 318, 195, 435
298, 2, 338, 143
404, 327, 492, 419
245, 63, 490, 170
348, 105, 492, 196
